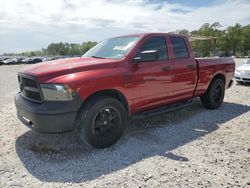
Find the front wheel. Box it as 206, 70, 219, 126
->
75, 96, 127, 149
200, 79, 225, 109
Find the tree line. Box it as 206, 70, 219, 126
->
4, 41, 97, 57
3, 22, 250, 57
178, 22, 250, 57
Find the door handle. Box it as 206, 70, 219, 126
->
162, 66, 171, 71
187, 64, 196, 69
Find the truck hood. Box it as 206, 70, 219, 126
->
237, 63, 250, 71
20, 57, 121, 82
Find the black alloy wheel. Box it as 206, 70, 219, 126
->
201, 78, 225, 109
92, 107, 121, 138
76, 96, 127, 149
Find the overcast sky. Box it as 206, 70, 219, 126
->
0, 0, 250, 54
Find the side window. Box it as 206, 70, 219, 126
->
171, 37, 189, 59
138, 36, 168, 60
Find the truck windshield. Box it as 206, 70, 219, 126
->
82, 36, 139, 59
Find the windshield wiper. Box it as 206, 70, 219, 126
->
91, 56, 106, 59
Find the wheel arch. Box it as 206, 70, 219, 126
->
81, 89, 130, 115
208, 73, 225, 88
200, 73, 225, 109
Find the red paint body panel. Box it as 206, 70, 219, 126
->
20, 33, 235, 115
195, 58, 235, 96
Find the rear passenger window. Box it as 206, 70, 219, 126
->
138, 36, 168, 60
171, 37, 189, 59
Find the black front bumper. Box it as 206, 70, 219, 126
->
14, 93, 83, 133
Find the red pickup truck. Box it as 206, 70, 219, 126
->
15, 33, 235, 148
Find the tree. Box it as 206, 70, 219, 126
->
177, 29, 189, 36
190, 22, 222, 57
241, 25, 250, 56
226, 23, 242, 55
45, 41, 97, 56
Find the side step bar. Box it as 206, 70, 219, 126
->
131, 100, 193, 120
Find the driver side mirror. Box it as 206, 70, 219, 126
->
133, 50, 159, 63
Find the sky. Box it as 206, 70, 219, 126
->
0, 0, 250, 54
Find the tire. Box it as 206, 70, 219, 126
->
200, 79, 225, 109
75, 96, 127, 149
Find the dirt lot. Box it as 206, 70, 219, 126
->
0, 59, 249, 188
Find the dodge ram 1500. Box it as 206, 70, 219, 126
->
15, 33, 235, 148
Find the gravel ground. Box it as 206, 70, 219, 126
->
0, 59, 250, 188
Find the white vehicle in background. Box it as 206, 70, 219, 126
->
235, 60, 250, 83
2, 58, 18, 65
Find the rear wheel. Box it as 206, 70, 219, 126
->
200, 79, 225, 109
75, 96, 127, 149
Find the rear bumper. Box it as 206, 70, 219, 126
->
14, 92, 82, 133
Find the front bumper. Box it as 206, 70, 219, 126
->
14, 92, 82, 133
235, 72, 250, 82
235, 76, 250, 82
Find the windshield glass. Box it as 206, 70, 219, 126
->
82, 36, 139, 59
246, 60, 250, 64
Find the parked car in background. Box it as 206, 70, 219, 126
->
22, 57, 42, 64
2, 58, 18, 65
0, 57, 4, 65
235, 59, 250, 83
17, 57, 25, 64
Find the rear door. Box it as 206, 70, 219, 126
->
169, 36, 197, 100
130, 36, 174, 111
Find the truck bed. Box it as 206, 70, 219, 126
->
195, 57, 235, 97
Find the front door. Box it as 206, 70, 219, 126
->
130, 36, 174, 112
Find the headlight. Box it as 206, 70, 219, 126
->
235, 69, 241, 74
40, 84, 76, 101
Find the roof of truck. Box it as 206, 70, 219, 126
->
121, 32, 186, 38
117, 33, 216, 42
